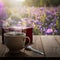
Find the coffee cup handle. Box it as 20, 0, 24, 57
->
24, 36, 30, 46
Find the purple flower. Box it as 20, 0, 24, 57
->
48, 25, 51, 28
36, 21, 42, 25
50, 23, 54, 26
54, 30, 57, 33
22, 18, 29, 21
49, 23, 54, 28
46, 11, 52, 15
30, 19, 35, 22
39, 25, 42, 28
46, 28, 53, 34
43, 27, 46, 31
45, 17, 50, 21
39, 27, 43, 31
39, 7, 44, 11
54, 24, 56, 27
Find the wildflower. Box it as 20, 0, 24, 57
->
46, 28, 53, 34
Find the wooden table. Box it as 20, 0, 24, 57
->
2, 26, 33, 45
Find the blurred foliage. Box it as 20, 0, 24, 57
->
24, 0, 60, 7
33, 27, 40, 35
21, 13, 29, 18
24, 0, 44, 7
57, 14, 60, 34
45, 0, 60, 6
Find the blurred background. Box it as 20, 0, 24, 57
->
0, 0, 60, 35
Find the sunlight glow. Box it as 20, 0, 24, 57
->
15, 0, 25, 2
3, 0, 25, 7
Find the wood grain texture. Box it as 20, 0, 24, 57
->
0, 36, 2, 44
0, 35, 60, 57
22, 35, 44, 57
41, 35, 60, 57
0, 44, 6, 57
55, 35, 60, 45
34, 35, 44, 57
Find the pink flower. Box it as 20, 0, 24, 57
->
46, 28, 53, 33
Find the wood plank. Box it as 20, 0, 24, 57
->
55, 35, 60, 45
3, 35, 42, 57
0, 44, 6, 57
21, 35, 44, 57
22, 35, 43, 57
0, 36, 6, 57
0, 36, 2, 44
34, 35, 44, 57
2, 46, 9, 57
41, 35, 60, 57
1, 35, 60, 57
0, 29, 2, 35
20, 35, 37, 57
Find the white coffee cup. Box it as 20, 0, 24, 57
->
4, 32, 30, 53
